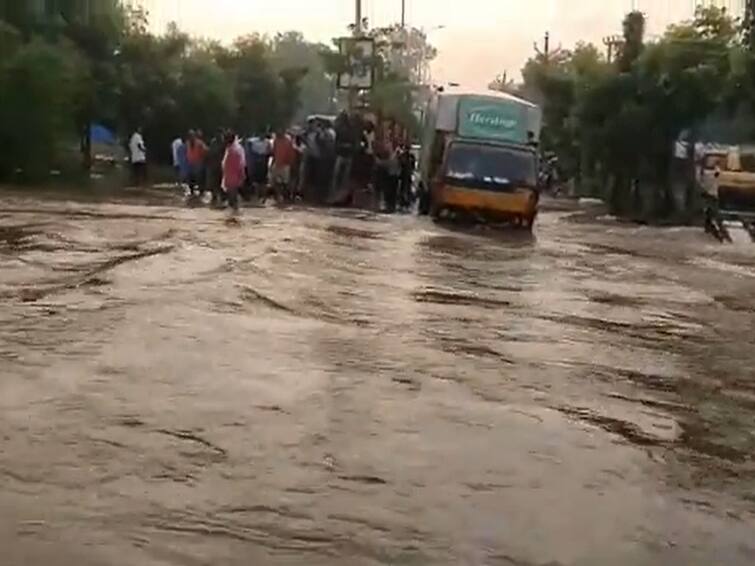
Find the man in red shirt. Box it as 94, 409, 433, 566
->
270, 128, 297, 203
222, 130, 246, 215
186, 130, 208, 199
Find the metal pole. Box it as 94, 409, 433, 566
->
401, 0, 406, 28
349, 0, 363, 113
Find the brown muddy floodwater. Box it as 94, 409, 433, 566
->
1, 190, 754, 566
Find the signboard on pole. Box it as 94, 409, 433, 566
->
337, 37, 375, 90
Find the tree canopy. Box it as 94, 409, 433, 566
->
512, 6, 754, 219
0, 2, 338, 179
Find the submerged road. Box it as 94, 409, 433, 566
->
1, 191, 754, 565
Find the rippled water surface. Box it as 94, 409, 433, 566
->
1, 191, 754, 565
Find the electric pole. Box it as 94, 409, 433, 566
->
401, 0, 406, 28
348, 0, 363, 113
355, 0, 362, 35
533, 32, 549, 62
534, 32, 554, 63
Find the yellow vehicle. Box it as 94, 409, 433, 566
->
700, 146, 755, 242
418, 88, 542, 229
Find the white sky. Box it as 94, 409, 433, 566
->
143, 0, 745, 88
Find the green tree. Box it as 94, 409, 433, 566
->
368, 25, 437, 85
0, 3, 354, 181
226, 35, 280, 133
519, 43, 608, 179
116, 24, 185, 161
0, 19, 21, 58
177, 53, 237, 137
0, 39, 85, 180
517, 5, 747, 219
271, 31, 334, 121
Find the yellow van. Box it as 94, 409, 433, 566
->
418, 88, 542, 229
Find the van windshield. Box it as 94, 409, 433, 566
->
444, 143, 537, 189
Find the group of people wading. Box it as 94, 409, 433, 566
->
129, 110, 417, 215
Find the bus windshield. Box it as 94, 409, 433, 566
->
444, 143, 537, 190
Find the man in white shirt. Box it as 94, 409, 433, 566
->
171, 135, 183, 186
129, 127, 147, 186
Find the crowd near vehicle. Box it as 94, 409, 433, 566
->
417, 87, 543, 229
699, 145, 755, 242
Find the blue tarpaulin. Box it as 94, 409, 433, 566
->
90, 123, 116, 145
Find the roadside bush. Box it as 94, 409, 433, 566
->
0, 20, 21, 58
0, 39, 84, 181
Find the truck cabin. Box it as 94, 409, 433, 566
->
442, 141, 538, 191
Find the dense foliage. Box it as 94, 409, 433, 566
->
512, 6, 755, 220
0, 1, 336, 179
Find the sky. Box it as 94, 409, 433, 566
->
141, 0, 746, 88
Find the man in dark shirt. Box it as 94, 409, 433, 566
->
330, 111, 357, 203
206, 129, 226, 207
398, 145, 416, 210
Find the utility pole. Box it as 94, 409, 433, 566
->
534, 31, 552, 63
401, 0, 406, 28
348, 0, 363, 113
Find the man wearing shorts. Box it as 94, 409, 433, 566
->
270, 128, 296, 203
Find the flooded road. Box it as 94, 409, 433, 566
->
1, 191, 754, 565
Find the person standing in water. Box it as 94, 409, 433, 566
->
186, 130, 208, 198
176, 137, 190, 192
248, 131, 273, 200
171, 135, 183, 189
206, 129, 226, 207
222, 131, 246, 215
270, 127, 296, 203
129, 127, 147, 186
